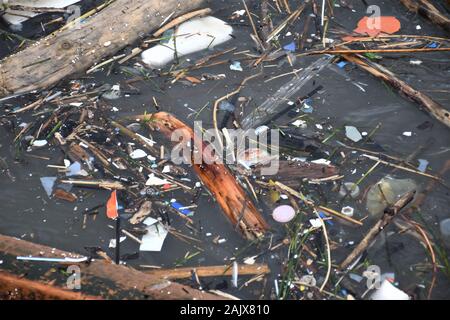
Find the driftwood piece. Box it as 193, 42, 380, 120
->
342, 53, 450, 129
0, 271, 100, 300
143, 264, 270, 280
0, 0, 205, 98
339, 191, 416, 270
399, 0, 450, 32
252, 160, 339, 185
59, 179, 125, 190
136, 112, 269, 240
0, 234, 225, 300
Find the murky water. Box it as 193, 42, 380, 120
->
1, 0, 449, 299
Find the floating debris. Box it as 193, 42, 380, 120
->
272, 205, 296, 223
40, 177, 57, 197
345, 126, 363, 143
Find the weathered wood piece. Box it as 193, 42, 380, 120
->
0, 0, 205, 97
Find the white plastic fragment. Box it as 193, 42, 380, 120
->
243, 256, 257, 265
66, 161, 88, 177
109, 236, 126, 248
292, 119, 307, 128
345, 126, 363, 142
231, 261, 238, 288
130, 149, 147, 159
139, 217, 168, 252
230, 61, 243, 72
341, 206, 354, 217
40, 177, 57, 197
141, 16, 233, 69
232, 10, 246, 17
410, 59, 423, 66
145, 174, 169, 186
2, 0, 80, 25
311, 158, 331, 165
309, 218, 323, 228
370, 280, 410, 300
102, 85, 121, 100
32, 140, 48, 147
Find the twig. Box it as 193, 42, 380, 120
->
408, 220, 437, 299
213, 71, 263, 150
340, 191, 416, 270
242, 0, 263, 49
153, 8, 212, 37
314, 210, 331, 292
342, 52, 450, 130
362, 154, 443, 182
318, 206, 363, 226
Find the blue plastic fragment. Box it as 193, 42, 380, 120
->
283, 42, 296, 52
300, 98, 314, 113
417, 159, 429, 173
337, 61, 348, 69
319, 211, 333, 226
171, 201, 193, 216
427, 42, 438, 48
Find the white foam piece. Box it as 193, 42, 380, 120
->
2, 0, 80, 25
141, 16, 233, 69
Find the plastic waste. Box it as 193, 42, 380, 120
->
40, 177, 57, 197
366, 177, 417, 218
339, 182, 360, 199
109, 236, 126, 248
102, 85, 121, 100
145, 174, 169, 186
370, 280, 410, 300
66, 161, 88, 177
341, 206, 354, 218
300, 98, 314, 113
283, 42, 296, 52
139, 217, 168, 252
2, 0, 80, 25
32, 140, 48, 148
230, 61, 243, 72
272, 205, 296, 223
130, 149, 147, 159
231, 261, 238, 288
141, 16, 233, 69
171, 200, 194, 216
345, 126, 363, 142
417, 159, 429, 173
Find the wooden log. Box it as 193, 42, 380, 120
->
342, 53, 450, 130
136, 112, 269, 240
399, 0, 450, 32
143, 264, 270, 280
0, 271, 101, 300
339, 191, 416, 270
0, 234, 226, 300
0, 0, 205, 98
